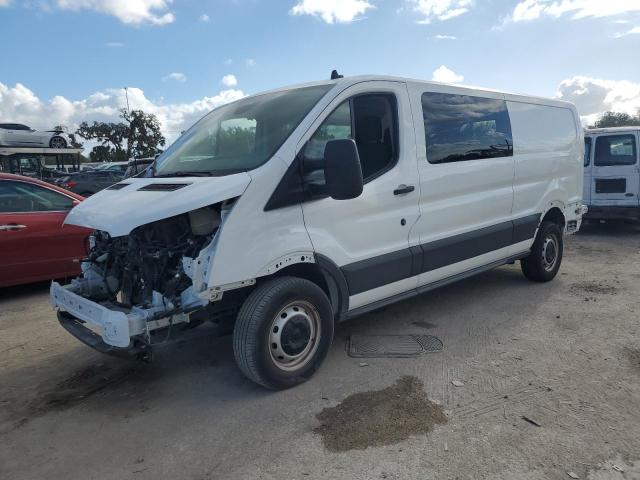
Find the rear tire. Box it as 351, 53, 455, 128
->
521, 220, 563, 282
233, 276, 334, 390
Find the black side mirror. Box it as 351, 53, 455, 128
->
324, 139, 364, 200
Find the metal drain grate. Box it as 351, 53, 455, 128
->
348, 335, 443, 358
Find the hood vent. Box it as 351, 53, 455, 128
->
107, 183, 131, 191
138, 183, 191, 192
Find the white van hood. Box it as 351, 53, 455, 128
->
64, 173, 252, 237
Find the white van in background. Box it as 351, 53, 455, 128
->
51, 75, 585, 389
584, 127, 640, 221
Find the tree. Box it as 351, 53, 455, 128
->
120, 109, 166, 158
76, 121, 129, 162
75, 109, 165, 162
594, 111, 640, 128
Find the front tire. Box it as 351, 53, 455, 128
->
521, 221, 563, 282
233, 276, 334, 389
49, 136, 67, 149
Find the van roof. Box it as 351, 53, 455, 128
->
585, 126, 640, 135
253, 74, 575, 110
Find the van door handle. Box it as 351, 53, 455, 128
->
394, 185, 415, 195
0, 224, 27, 232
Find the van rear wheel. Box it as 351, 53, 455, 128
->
521, 220, 563, 282
233, 276, 334, 389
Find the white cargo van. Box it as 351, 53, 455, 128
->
583, 127, 640, 221
51, 75, 585, 389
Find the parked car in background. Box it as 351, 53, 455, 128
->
59, 170, 122, 196
124, 157, 155, 178
0, 173, 89, 288
93, 162, 129, 175
583, 127, 640, 221
0, 124, 70, 149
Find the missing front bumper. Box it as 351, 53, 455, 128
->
57, 311, 150, 360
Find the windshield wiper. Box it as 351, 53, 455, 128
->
154, 171, 214, 178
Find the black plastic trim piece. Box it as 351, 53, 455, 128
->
340, 214, 541, 297
106, 183, 131, 191
138, 183, 190, 192
512, 213, 542, 244
342, 248, 413, 296
342, 252, 528, 321
315, 253, 350, 318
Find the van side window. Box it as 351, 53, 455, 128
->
422, 93, 513, 164
584, 137, 591, 167
304, 101, 352, 161
303, 93, 398, 183
594, 135, 637, 166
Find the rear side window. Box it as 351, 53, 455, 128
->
422, 93, 513, 164
595, 135, 637, 166
584, 137, 591, 167
0, 181, 74, 212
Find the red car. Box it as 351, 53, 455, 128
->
0, 173, 90, 288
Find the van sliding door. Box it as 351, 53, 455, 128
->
410, 87, 516, 287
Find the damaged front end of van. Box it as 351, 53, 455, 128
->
50, 175, 253, 360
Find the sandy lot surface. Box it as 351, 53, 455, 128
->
1, 223, 640, 480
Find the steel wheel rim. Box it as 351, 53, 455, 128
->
541, 234, 559, 272
268, 300, 321, 372
51, 137, 65, 148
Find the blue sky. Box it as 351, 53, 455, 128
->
1, 0, 639, 139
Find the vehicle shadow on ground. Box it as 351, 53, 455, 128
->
578, 220, 640, 237
0, 281, 51, 304
0, 265, 552, 434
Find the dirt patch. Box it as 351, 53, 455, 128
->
625, 348, 640, 371
570, 281, 617, 296
3, 363, 136, 432
313, 376, 447, 452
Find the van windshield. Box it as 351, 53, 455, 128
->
154, 84, 333, 177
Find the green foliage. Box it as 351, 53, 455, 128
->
594, 111, 640, 128
75, 109, 166, 162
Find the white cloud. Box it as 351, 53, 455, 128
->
506, 0, 640, 23
408, 0, 472, 24
615, 25, 640, 38
290, 0, 374, 24
105, 42, 125, 48
556, 76, 640, 125
434, 34, 457, 39
224, 58, 233, 65
162, 72, 187, 83
432, 65, 464, 83
221, 74, 238, 87
0, 82, 245, 145
0, 0, 11, 7
199, 13, 209, 22
55, 0, 175, 26
245, 58, 256, 67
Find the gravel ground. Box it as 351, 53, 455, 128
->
1, 222, 640, 480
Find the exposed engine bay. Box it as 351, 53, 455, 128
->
87, 206, 218, 308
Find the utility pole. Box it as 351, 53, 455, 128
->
124, 87, 132, 160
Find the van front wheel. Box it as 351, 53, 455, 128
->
233, 276, 334, 389
521, 221, 563, 282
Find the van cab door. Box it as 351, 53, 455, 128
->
299, 81, 420, 309
591, 132, 639, 207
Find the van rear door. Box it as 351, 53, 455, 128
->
583, 136, 592, 206
591, 132, 639, 208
